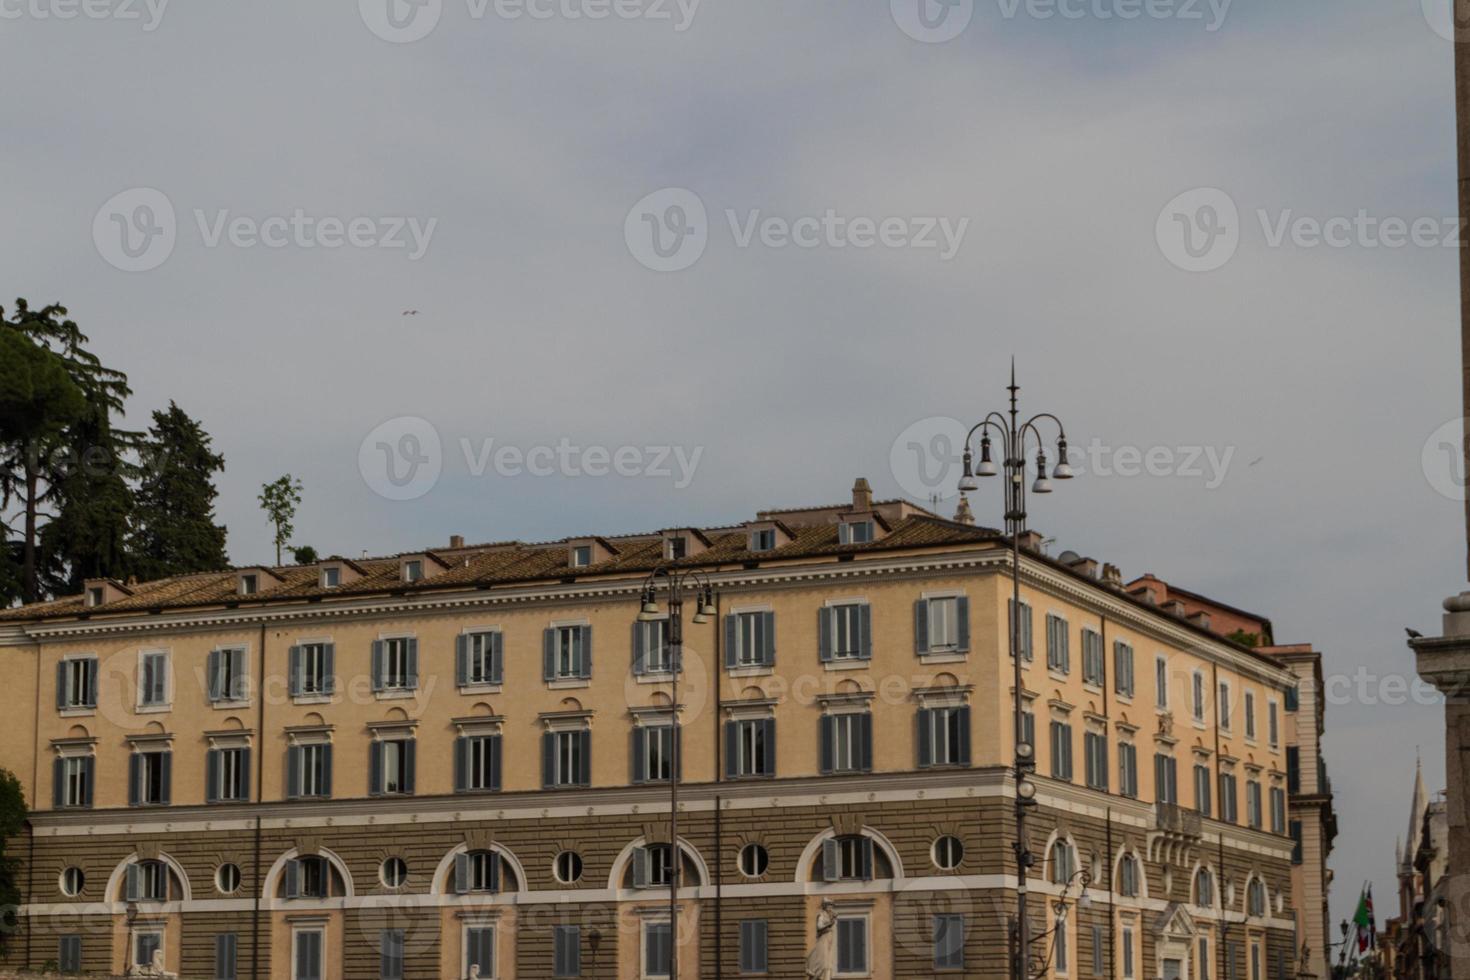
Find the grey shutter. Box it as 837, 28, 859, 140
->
860, 836, 875, 879
455, 635, 468, 686
490, 632, 504, 684
859, 712, 874, 771
371, 640, 385, 692
724, 720, 738, 779
238, 748, 251, 802
579, 625, 593, 679
917, 709, 933, 767
957, 707, 972, 765
673, 725, 682, 782
128, 753, 140, 806
818, 607, 833, 663
724, 614, 737, 669
216, 933, 237, 980
125, 862, 141, 901
542, 732, 555, 787
207, 650, 222, 701
860, 604, 873, 660
489, 735, 503, 791
487, 852, 501, 893
761, 718, 776, 776
86, 658, 98, 707
819, 716, 834, 775
632, 846, 649, 888
206, 749, 220, 804
404, 740, 416, 794
454, 737, 467, 793
543, 629, 555, 681
406, 638, 419, 689
453, 852, 470, 894
321, 644, 336, 694
741, 920, 768, 973
82, 757, 94, 806
287, 745, 301, 799
577, 730, 592, 785
632, 728, 646, 784
55, 660, 68, 709
160, 752, 172, 805
822, 838, 839, 882
915, 599, 930, 654
760, 611, 775, 666
321, 744, 332, 797
369, 742, 383, 796
52, 757, 64, 809
632, 621, 647, 676
956, 596, 971, 652
288, 646, 302, 697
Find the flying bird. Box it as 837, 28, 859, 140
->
401, 310, 419, 316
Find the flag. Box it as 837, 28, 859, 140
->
1353, 884, 1377, 952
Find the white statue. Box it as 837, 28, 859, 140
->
467, 966, 482, 980
806, 901, 838, 980
129, 949, 176, 979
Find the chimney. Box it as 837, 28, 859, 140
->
1070, 557, 1099, 579
449, 534, 465, 549
1188, 611, 1213, 631
953, 494, 975, 526
851, 477, 873, 512
1164, 599, 1187, 618
1101, 563, 1124, 590
1017, 530, 1043, 552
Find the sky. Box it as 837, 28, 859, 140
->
1, 0, 1461, 936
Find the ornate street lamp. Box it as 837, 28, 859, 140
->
636, 564, 716, 980
1014, 870, 1094, 978
958, 363, 1074, 980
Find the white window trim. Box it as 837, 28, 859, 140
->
639, 915, 675, 980
375, 633, 418, 701
291, 926, 326, 980
1219, 680, 1234, 732
1045, 611, 1070, 680
131, 927, 166, 970
1154, 655, 1169, 710
1080, 628, 1103, 692
833, 910, 873, 979
460, 918, 500, 979
1267, 697, 1280, 748
136, 648, 173, 712
291, 637, 335, 706
1243, 690, 1258, 744
1192, 669, 1207, 727
210, 646, 252, 710
59, 654, 98, 717
459, 626, 505, 694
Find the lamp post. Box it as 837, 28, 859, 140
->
588, 927, 603, 976
637, 565, 716, 980
957, 364, 1074, 980
1016, 870, 1093, 978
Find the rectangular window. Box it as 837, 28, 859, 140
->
545, 730, 592, 788
727, 718, 776, 778
1200, 938, 1211, 980
824, 603, 871, 661
1092, 925, 1105, 976
823, 836, 874, 882
1290, 821, 1304, 864
571, 545, 592, 567
130, 750, 171, 807
321, 566, 340, 588
1193, 672, 1206, 722
240, 574, 258, 595
1055, 917, 1069, 975
1220, 773, 1239, 823
839, 520, 874, 544
293, 929, 324, 980
1009, 599, 1034, 660
1050, 721, 1074, 781
1194, 764, 1213, 817
1285, 685, 1299, 711
933, 914, 965, 970
1047, 615, 1070, 673
140, 652, 169, 706
1118, 743, 1139, 798
1082, 629, 1104, 685
377, 637, 417, 691
207, 747, 250, 803
1268, 700, 1280, 747
666, 536, 687, 559
1154, 753, 1178, 805
290, 743, 332, 799
457, 734, 502, 793
633, 725, 677, 784
1245, 691, 1256, 739
464, 927, 495, 978
751, 529, 776, 552
56, 755, 93, 809
1155, 656, 1169, 708
739, 919, 768, 974
643, 922, 673, 978
292, 643, 333, 698
727, 611, 775, 668
1270, 786, 1287, 834
208, 648, 248, 703
822, 712, 873, 775
546, 625, 592, 680
1247, 780, 1263, 829
1084, 731, 1109, 791
59, 656, 98, 709
1114, 642, 1134, 696
403, 559, 423, 582
1219, 682, 1232, 729
918, 706, 972, 768
460, 631, 503, 686
836, 917, 869, 976
1251, 942, 1262, 980
380, 929, 405, 980
134, 931, 162, 970
634, 619, 673, 675
214, 933, 238, 980
553, 925, 580, 977
1122, 928, 1135, 979
371, 739, 415, 796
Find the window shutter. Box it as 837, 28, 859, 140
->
207, 650, 222, 701
487, 852, 501, 894
369, 742, 383, 796
915, 599, 930, 655
455, 636, 469, 686
860, 836, 875, 880
489, 632, 503, 684
128, 753, 140, 807
125, 862, 140, 901
724, 614, 737, 669
52, 757, 64, 809
819, 715, 834, 775
288, 646, 302, 697
160, 752, 172, 805
56, 661, 68, 710
956, 596, 971, 652
453, 852, 470, 895
957, 706, 972, 765
216, 933, 237, 980
673, 725, 682, 782
85, 658, 98, 707
859, 713, 874, 771
543, 629, 555, 681
578, 625, 593, 678
917, 709, 933, 768
321, 744, 333, 798
632, 846, 649, 888
724, 720, 738, 779
82, 757, 94, 806
760, 612, 775, 666
206, 750, 220, 804
284, 859, 300, 899
822, 838, 839, 882
371, 640, 385, 692
859, 604, 872, 660
542, 732, 555, 787
818, 607, 833, 663
321, 644, 336, 694
761, 718, 776, 776
743, 920, 768, 973
454, 737, 467, 793
489, 735, 503, 791
287, 745, 302, 799
406, 638, 419, 689
632, 621, 646, 676
238, 749, 251, 802
577, 730, 592, 785
631, 728, 647, 784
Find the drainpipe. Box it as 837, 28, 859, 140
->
1213, 660, 1227, 980
251, 621, 266, 980
1107, 809, 1116, 980
713, 591, 724, 980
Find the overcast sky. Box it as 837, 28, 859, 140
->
2, 0, 1460, 933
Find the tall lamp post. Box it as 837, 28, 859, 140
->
957, 365, 1075, 980
638, 565, 716, 980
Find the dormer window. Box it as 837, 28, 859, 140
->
87, 587, 105, 608
838, 520, 874, 545
666, 537, 687, 560
403, 560, 423, 583
321, 566, 340, 588
239, 574, 258, 596
572, 546, 592, 568
750, 529, 776, 552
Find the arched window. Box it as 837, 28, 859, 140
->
1051, 840, 1077, 884
1118, 853, 1142, 897
1247, 878, 1267, 917
453, 850, 503, 895
1195, 867, 1215, 907
124, 860, 171, 903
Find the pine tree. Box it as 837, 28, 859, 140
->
38, 401, 136, 596
131, 402, 228, 580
